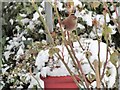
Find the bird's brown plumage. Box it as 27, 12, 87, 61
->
61, 14, 77, 31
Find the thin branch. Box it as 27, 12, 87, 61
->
93, 18, 101, 77
29, 67, 43, 89
103, 2, 120, 33
86, 57, 95, 73
67, 34, 90, 88
52, 1, 90, 88
75, 30, 85, 51
31, 0, 54, 45
101, 44, 109, 80
98, 39, 101, 77
101, 4, 110, 80
93, 61, 101, 88
57, 53, 81, 88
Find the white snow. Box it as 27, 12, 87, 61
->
41, 40, 47, 45
22, 36, 26, 41
108, 24, 117, 34
4, 51, 14, 60
95, 14, 104, 25
57, 2, 65, 11
27, 21, 35, 29
32, 12, 40, 21
110, 5, 114, 11
112, 12, 117, 19
75, 10, 93, 26
73, 0, 82, 7
106, 13, 110, 23
35, 50, 49, 70
88, 40, 110, 63
2, 66, 10, 74
103, 62, 117, 88
39, 29, 44, 34
35, 39, 116, 88
16, 46, 24, 55
21, 18, 30, 25
15, 26, 20, 30
9, 19, 14, 25
19, 13, 27, 17
77, 23, 85, 29
16, 46, 24, 59
17, 85, 23, 89
28, 72, 44, 88
32, 7, 43, 21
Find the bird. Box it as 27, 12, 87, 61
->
61, 14, 77, 47
61, 14, 77, 31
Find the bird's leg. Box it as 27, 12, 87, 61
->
62, 44, 64, 58
67, 31, 74, 47
63, 31, 67, 37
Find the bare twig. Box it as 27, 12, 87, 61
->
57, 53, 81, 88
93, 61, 101, 88
67, 34, 90, 88
103, 2, 120, 33
53, 1, 90, 88
86, 57, 95, 73
101, 4, 110, 80
31, 0, 54, 45
93, 18, 101, 77
29, 67, 43, 89
101, 44, 109, 80
75, 30, 85, 51
98, 39, 101, 77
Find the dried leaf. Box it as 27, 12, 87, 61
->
49, 48, 60, 57
67, 0, 74, 7
102, 25, 112, 44
87, 73, 96, 82
66, 0, 74, 14
90, 2, 100, 10
29, 49, 38, 56
106, 67, 111, 77
92, 18, 99, 26
110, 52, 119, 66
85, 51, 92, 59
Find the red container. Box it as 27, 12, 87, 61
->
40, 75, 80, 90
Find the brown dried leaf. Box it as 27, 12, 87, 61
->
90, 2, 100, 10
